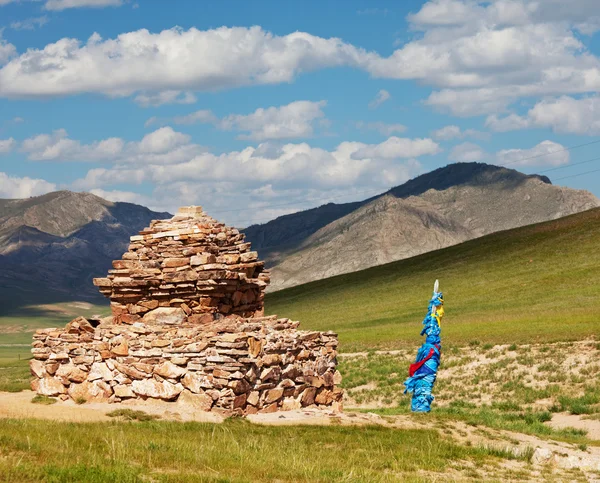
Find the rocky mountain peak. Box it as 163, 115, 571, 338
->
388, 162, 551, 199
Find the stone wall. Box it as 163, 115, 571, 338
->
31, 315, 342, 414
30, 206, 343, 413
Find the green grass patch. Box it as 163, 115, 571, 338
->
31, 395, 57, 405
107, 409, 161, 421
266, 208, 600, 352
0, 418, 524, 482
0, 358, 31, 392
557, 387, 600, 415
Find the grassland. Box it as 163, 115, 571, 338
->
0, 359, 30, 392
0, 418, 544, 482
338, 340, 600, 446
266, 208, 600, 352
1, 210, 599, 481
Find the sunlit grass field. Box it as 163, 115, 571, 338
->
0, 418, 535, 483
266, 208, 600, 352
1, 210, 599, 481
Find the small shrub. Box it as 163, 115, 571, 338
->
508, 344, 517, 351
31, 395, 57, 405
491, 401, 521, 412
106, 409, 160, 421
558, 389, 600, 415
548, 373, 568, 383
469, 340, 480, 347
516, 355, 534, 367
580, 364, 600, 376
521, 446, 535, 462
523, 411, 552, 424
74, 397, 87, 405
578, 443, 588, 452
537, 362, 558, 373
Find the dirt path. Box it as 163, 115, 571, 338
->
0, 390, 222, 423
549, 413, 600, 440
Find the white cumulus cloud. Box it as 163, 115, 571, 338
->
150, 101, 328, 141
0, 137, 16, 154
44, 0, 124, 10
172, 110, 217, 125
431, 125, 489, 140
496, 140, 569, 167
20, 126, 206, 164
218, 100, 327, 140
71, 135, 436, 192
134, 90, 197, 107
352, 137, 441, 160
0, 27, 370, 99
0, 172, 56, 198
0, 34, 16, 66
10, 16, 49, 31
487, 96, 600, 135
449, 142, 486, 162
1, 17, 599, 117
368, 89, 391, 109
89, 188, 152, 205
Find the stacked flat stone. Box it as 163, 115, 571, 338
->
30, 206, 343, 414
93, 206, 269, 322
31, 316, 342, 414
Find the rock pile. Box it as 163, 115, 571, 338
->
30, 207, 343, 414
93, 206, 268, 321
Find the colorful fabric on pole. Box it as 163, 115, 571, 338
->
404, 280, 444, 412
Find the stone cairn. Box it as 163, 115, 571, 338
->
30, 207, 343, 415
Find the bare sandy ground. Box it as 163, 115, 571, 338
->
549, 413, 600, 440
0, 390, 222, 423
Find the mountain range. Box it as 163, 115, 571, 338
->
0, 191, 169, 311
243, 163, 599, 290
0, 162, 597, 311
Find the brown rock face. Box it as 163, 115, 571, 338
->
31, 206, 343, 415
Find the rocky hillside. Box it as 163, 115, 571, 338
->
0, 191, 170, 311
243, 163, 599, 291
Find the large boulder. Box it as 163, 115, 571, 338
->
31, 377, 66, 396
177, 389, 213, 411
142, 308, 186, 325
67, 380, 112, 402
131, 379, 183, 400
154, 361, 186, 379
56, 363, 88, 383
87, 362, 114, 382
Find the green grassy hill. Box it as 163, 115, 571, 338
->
266, 208, 600, 352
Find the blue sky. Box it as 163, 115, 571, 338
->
1, 0, 600, 225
